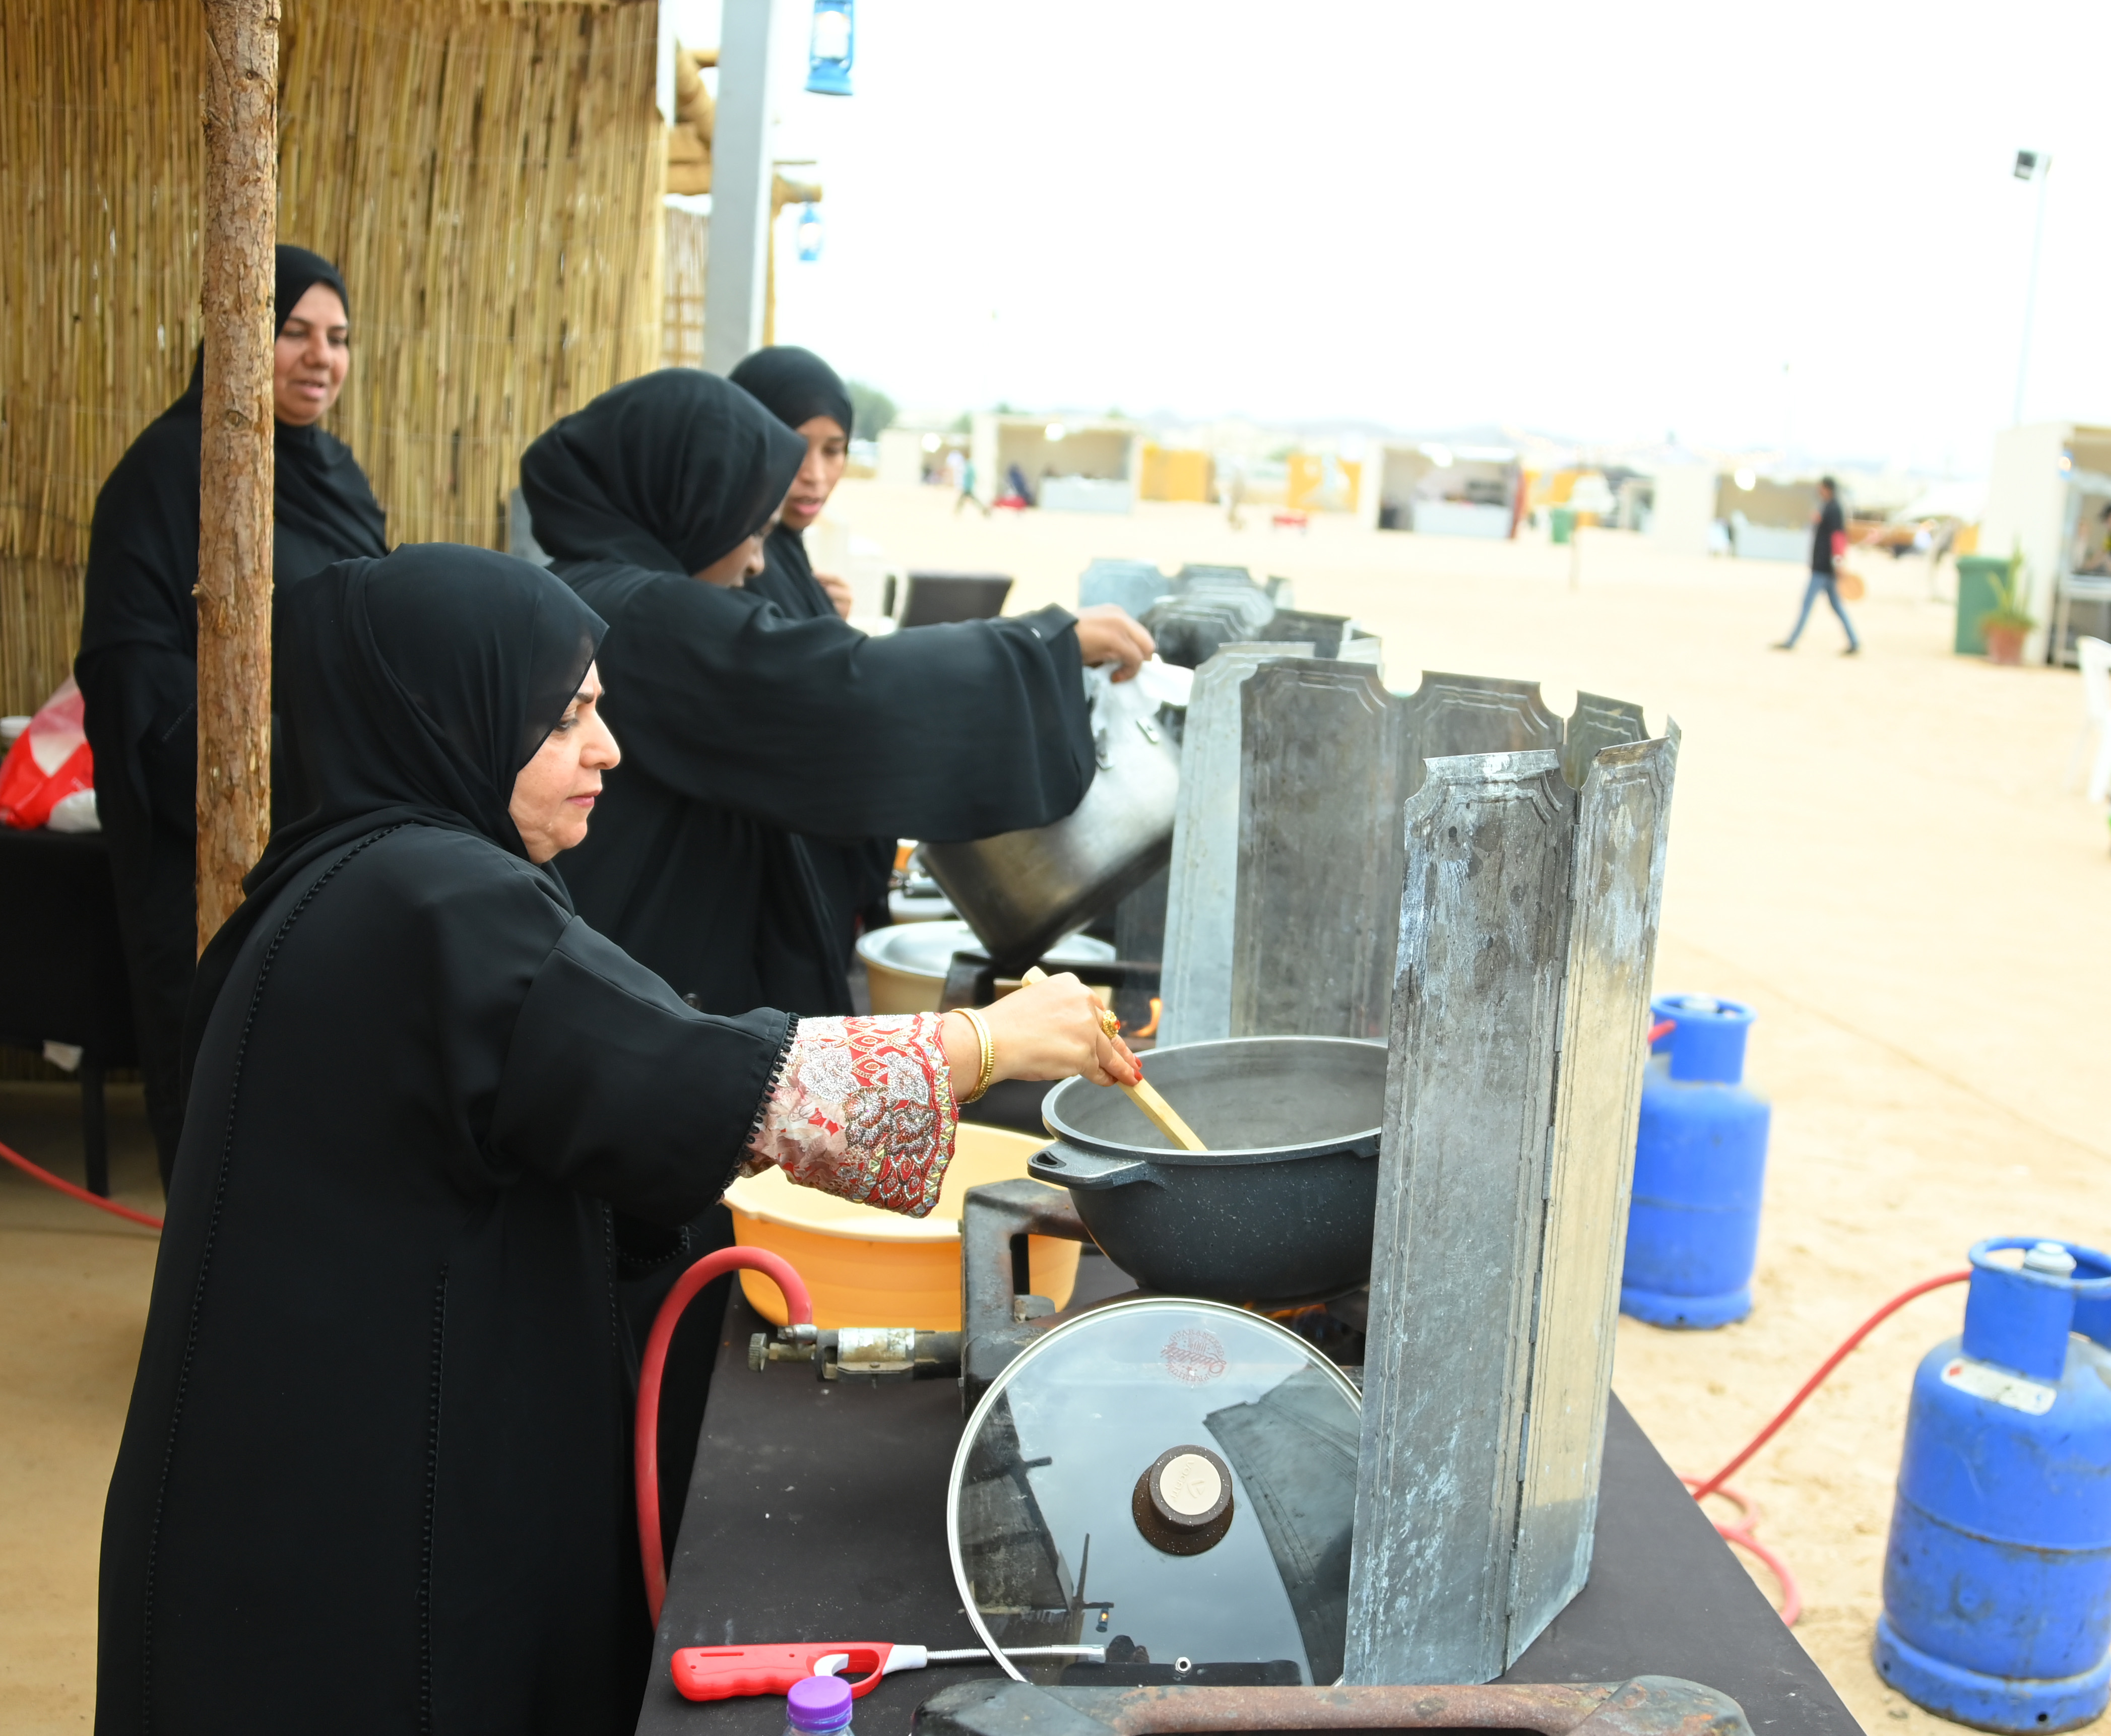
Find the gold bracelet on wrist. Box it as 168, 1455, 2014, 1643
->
956, 1006, 996, 1104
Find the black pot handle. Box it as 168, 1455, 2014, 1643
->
1028, 1140, 1161, 1192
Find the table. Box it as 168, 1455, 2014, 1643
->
639, 1270, 1863, 1736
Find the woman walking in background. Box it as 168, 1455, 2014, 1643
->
1772, 475, 1861, 655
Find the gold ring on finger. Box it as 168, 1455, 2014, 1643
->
1098, 1007, 1121, 1038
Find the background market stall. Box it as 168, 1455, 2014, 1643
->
1976, 421, 2111, 665
1357, 441, 1521, 537
969, 412, 1138, 512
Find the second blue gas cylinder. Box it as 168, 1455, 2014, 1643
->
1620, 994, 1771, 1329
1875, 1238, 2111, 1732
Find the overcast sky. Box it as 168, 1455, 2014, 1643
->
670, 0, 2111, 473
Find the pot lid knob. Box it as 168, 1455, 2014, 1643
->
1133, 1444, 1235, 1555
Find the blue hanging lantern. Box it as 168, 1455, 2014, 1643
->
805, 1, 854, 97
795, 203, 824, 262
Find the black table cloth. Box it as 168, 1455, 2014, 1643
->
641, 1271, 1862, 1736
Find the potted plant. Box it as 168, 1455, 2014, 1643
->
1978, 544, 2036, 666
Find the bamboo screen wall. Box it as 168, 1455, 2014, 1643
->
0, 0, 664, 717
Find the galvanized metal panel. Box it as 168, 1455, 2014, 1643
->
1334, 632, 1384, 675
1559, 692, 1649, 790
1399, 673, 1565, 798
1507, 728, 1680, 1662
1158, 645, 1313, 1048
1344, 750, 1577, 1685
1230, 660, 1410, 1040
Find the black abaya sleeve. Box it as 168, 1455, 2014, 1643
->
489, 912, 791, 1224
563, 563, 1095, 843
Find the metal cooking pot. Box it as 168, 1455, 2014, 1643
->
1028, 1037, 1384, 1305
921, 667, 1180, 970
857, 920, 1115, 1014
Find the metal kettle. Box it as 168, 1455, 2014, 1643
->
921, 666, 1180, 970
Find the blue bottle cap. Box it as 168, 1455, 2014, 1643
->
788, 1673, 854, 1733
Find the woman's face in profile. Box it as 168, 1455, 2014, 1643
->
274, 283, 351, 426
508, 664, 621, 863
692, 532, 768, 588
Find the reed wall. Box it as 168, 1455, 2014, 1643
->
0, 0, 664, 717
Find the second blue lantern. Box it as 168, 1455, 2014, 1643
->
805, 1, 854, 96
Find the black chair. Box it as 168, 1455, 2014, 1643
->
0, 827, 140, 1194
886, 571, 1014, 627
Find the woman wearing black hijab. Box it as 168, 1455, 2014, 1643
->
75, 244, 388, 1183
96, 545, 1131, 1736
725, 345, 895, 954
726, 345, 858, 621
519, 368, 1154, 1019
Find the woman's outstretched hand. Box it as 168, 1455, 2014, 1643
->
942, 972, 1140, 1095
1073, 605, 1155, 682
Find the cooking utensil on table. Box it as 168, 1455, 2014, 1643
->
671, 1640, 1105, 1702
1019, 966, 1203, 1152
949, 1298, 1363, 1686
1031, 1037, 1384, 1304
922, 667, 1182, 970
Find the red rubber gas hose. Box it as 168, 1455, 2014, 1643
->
635, 1246, 812, 1624
0, 1135, 164, 1230
1676, 1267, 1971, 1627
1688, 1268, 1969, 1502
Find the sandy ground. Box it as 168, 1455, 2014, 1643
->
3, 487, 2106, 1732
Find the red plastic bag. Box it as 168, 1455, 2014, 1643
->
0, 676, 95, 830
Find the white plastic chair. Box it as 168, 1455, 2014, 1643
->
2074, 636, 2111, 804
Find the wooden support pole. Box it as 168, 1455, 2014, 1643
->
196, 0, 280, 952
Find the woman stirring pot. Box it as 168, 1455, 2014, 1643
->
96, 546, 1134, 1736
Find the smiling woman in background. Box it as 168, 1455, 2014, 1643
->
74, 245, 389, 1185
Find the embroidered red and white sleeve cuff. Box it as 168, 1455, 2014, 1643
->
739, 1012, 959, 1218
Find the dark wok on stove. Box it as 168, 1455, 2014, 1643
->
1029, 1037, 1384, 1305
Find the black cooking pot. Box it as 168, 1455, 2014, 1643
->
1029, 1037, 1384, 1305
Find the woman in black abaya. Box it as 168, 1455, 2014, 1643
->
96, 545, 1131, 1736
726, 345, 859, 623
75, 244, 388, 1182
725, 345, 894, 957
518, 367, 1154, 1019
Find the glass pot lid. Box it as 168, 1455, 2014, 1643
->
946, 1298, 1361, 1688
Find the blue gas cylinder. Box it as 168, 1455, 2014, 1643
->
1875, 1237, 2111, 1732
1619, 994, 1771, 1328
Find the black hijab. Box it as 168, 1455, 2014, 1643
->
520, 369, 806, 575
78, 244, 389, 666
727, 345, 855, 439
77, 245, 393, 1179
183, 545, 605, 1094
520, 370, 1097, 1019
727, 346, 852, 621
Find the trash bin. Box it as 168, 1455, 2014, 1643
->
1550, 506, 1577, 545
1954, 555, 2008, 655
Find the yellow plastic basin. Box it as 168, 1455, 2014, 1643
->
725, 1122, 1080, 1329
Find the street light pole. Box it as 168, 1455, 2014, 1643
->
2013, 149, 2052, 428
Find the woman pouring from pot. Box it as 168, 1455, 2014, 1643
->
518, 368, 1155, 1019
96, 545, 1135, 1736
